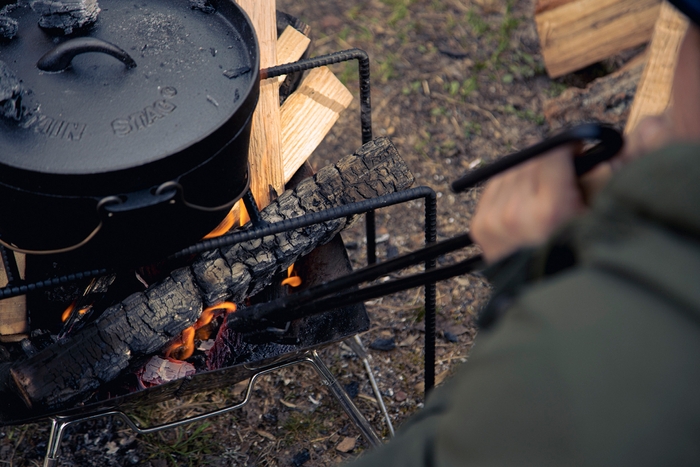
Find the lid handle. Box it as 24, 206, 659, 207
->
37, 37, 137, 72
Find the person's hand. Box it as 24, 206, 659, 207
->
470, 144, 585, 263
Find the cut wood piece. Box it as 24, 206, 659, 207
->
543, 53, 646, 131
280, 67, 354, 182
536, 0, 661, 78
535, 0, 577, 14
276, 25, 311, 83
0, 252, 27, 342
235, 0, 284, 212
9, 138, 414, 409
625, 1, 688, 134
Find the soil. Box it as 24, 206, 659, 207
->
0, 0, 626, 466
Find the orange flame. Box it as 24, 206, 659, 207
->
203, 207, 237, 239
281, 264, 302, 288
164, 327, 196, 361
61, 301, 91, 323
165, 302, 237, 361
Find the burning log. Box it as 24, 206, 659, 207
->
9, 137, 414, 409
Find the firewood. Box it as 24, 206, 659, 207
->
543, 53, 646, 131
276, 25, 312, 83
206, 23, 312, 237
0, 252, 27, 343
624, 1, 688, 134
9, 137, 414, 409
535, 0, 577, 14
535, 0, 661, 78
235, 0, 284, 211
206, 28, 349, 237
280, 67, 354, 182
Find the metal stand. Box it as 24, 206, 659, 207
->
42, 346, 385, 466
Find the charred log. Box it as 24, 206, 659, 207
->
9, 137, 414, 409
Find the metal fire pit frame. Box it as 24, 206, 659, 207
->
42, 346, 384, 467
0, 48, 448, 465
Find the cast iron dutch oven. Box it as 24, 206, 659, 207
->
0, 0, 259, 269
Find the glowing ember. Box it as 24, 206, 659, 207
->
281, 264, 302, 288
137, 356, 196, 388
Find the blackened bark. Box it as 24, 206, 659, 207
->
10, 137, 414, 409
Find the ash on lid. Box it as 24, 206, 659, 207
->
189, 0, 215, 14
0, 15, 18, 39
30, 0, 101, 35
0, 2, 19, 39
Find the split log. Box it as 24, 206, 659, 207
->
9, 137, 414, 409
280, 66, 354, 182
625, 1, 688, 134
275, 25, 311, 84
0, 252, 27, 342
543, 53, 646, 131
235, 0, 285, 211
535, 0, 661, 78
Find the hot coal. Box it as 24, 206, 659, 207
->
0, 15, 18, 39
0, 60, 26, 121
30, 0, 100, 35
189, 0, 215, 14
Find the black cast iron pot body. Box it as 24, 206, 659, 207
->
0, 0, 259, 269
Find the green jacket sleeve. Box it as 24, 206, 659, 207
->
348, 143, 700, 467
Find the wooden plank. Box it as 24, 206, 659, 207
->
625, 1, 688, 134
535, 0, 577, 14
235, 0, 284, 212
0, 252, 27, 343
280, 67, 354, 182
536, 0, 661, 78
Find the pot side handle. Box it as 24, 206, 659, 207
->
37, 37, 137, 73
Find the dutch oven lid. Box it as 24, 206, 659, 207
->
0, 0, 259, 195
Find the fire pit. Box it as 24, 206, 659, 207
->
0, 3, 455, 460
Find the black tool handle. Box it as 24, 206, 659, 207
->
451, 123, 623, 192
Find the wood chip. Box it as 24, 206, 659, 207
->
398, 334, 419, 347
280, 399, 297, 408
256, 430, 276, 441
336, 436, 357, 453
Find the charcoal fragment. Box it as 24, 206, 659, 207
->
369, 337, 395, 351
0, 15, 18, 39
344, 381, 359, 399
223, 66, 251, 79
292, 449, 310, 467
31, 0, 101, 35
443, 330, 459, 343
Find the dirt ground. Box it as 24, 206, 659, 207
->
0, 0, 610, 465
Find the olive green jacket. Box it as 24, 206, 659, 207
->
349, 143, 700, 466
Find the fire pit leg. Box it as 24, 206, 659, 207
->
346, 335, 395, 436
44, 417, 71, 467
305, 350, 383, 448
